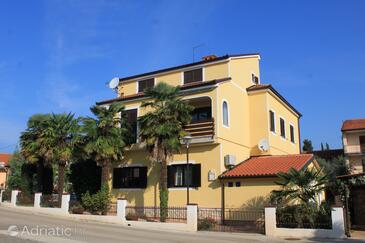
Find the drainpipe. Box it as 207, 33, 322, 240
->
220, 179, 225, 224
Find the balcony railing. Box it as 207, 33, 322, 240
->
184, 118, 215, 138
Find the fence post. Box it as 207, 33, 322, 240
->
61, 194, 70, 214
11, 190, 20, 207
187, 204, 198, 232
331, 207, 346, 238
0, 190, 3, 203
264, 206, 277, 237
117, 198, 127, 222
34, 193, 42, 208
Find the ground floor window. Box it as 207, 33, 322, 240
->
112, 166, 147, 189
167, 164, 201, 188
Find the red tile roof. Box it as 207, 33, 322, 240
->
0, 154, 12, 167
219, 154, 314, 178
341, 119, 365, 132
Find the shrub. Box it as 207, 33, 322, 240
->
81, 184, 111, 215
198, 218, 216, 230
69, 201, 84, 214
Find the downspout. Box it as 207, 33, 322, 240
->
220, 179, 225, 224
298, 117, 302, 153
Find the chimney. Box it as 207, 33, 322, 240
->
202, 55, 217, 61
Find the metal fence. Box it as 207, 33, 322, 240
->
108, 203, 117, 216
125, 206, 187, 223
198, 208, 265, 233
1, 190, 11, 202
41, 194, 61, 208
276, 212, 332, 229
16, 192, 34, 206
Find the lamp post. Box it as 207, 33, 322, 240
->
182, 135, 192, 205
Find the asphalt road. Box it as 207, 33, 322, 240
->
0, 207, 364, 243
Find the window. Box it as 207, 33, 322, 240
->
112, 166, 147, 189
228, 182, 233, 187
138, 78, 154, 93
360, 136, 365, 153
251, 73, 259, 84
122, 109, 138, 143
290, 125, 295, 143
222, 101, 229, 127
167, 164, 201, 188
269, 110, 275, 132
191, 107, 211, 122
184, 68, 202, 84
280, 118, 285, 138
235, 181, 241, 187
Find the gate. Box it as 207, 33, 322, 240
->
198, 207, 265, 233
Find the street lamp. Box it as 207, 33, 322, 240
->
182, 135, 192, 205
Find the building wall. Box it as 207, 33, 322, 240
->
342, 130, 365, 173
0, 171, 7, 188
266, 92, 300, 155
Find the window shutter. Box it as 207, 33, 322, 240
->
192, 164, 201, 187
112, 168, 123, 188
167, 166, 174, 188
139, 167, 148, 188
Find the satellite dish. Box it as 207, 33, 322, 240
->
258, 139, 269, 152
108, 77, 119, 89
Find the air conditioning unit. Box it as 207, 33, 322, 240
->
224, 155, 236, 167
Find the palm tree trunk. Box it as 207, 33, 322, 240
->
36, 160, 44, 193
160, 154, 168, 222
101, 162, 110, 187
57, 163, 65, 206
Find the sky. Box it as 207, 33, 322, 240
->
0, 0, 364, 153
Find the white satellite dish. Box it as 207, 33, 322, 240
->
258, 138, 269, 152
108, 77, 119, 89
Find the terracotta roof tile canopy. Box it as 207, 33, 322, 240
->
341, 118, 365, 132
219, 154, 314, 179
0, 153, 12, 167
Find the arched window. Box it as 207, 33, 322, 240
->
222, 100, 229, 127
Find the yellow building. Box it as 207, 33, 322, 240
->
97, 53, 314, 208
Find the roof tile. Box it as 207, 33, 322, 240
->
341, 118, 365, 132
220, 154, 314, 178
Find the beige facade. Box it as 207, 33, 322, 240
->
342, 129, 365, 174
98, 54, 302, 208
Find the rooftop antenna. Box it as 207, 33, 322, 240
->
106, 77, 119, 94
193, 44, 204, 62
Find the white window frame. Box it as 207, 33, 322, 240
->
279, 116, 286, 140
289, 123, 295, 144
136, 77, 155, 94
269, 109, 276, 134
222, 99, 230, 128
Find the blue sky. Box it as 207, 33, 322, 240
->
0, 0, 364, 152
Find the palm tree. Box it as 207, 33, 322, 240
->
41, 113, 81, 202
138, 82, 193, 215
81, 102, 129, 187
271, 167, 328, 206
20, 114, 52, 193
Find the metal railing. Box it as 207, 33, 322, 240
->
198, 208, 265, 233
16, 192, 34, 206
183, 118, 215, 138
40, 194, 61, 208
125, 206, 187, 223
276, 212, 332, 229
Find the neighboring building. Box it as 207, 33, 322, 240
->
312, 149, 344, 161
97, 53, 306, 208
341, 118, 365, 229
0, 153, 11, 189
342, 118, 365, 174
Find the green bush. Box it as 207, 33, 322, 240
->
198, 218, 216, 230
69, 201, 84, 214
81, 184, 111, 215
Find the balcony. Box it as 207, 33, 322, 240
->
184, 118, 215, 138
183, 97, 215, 143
